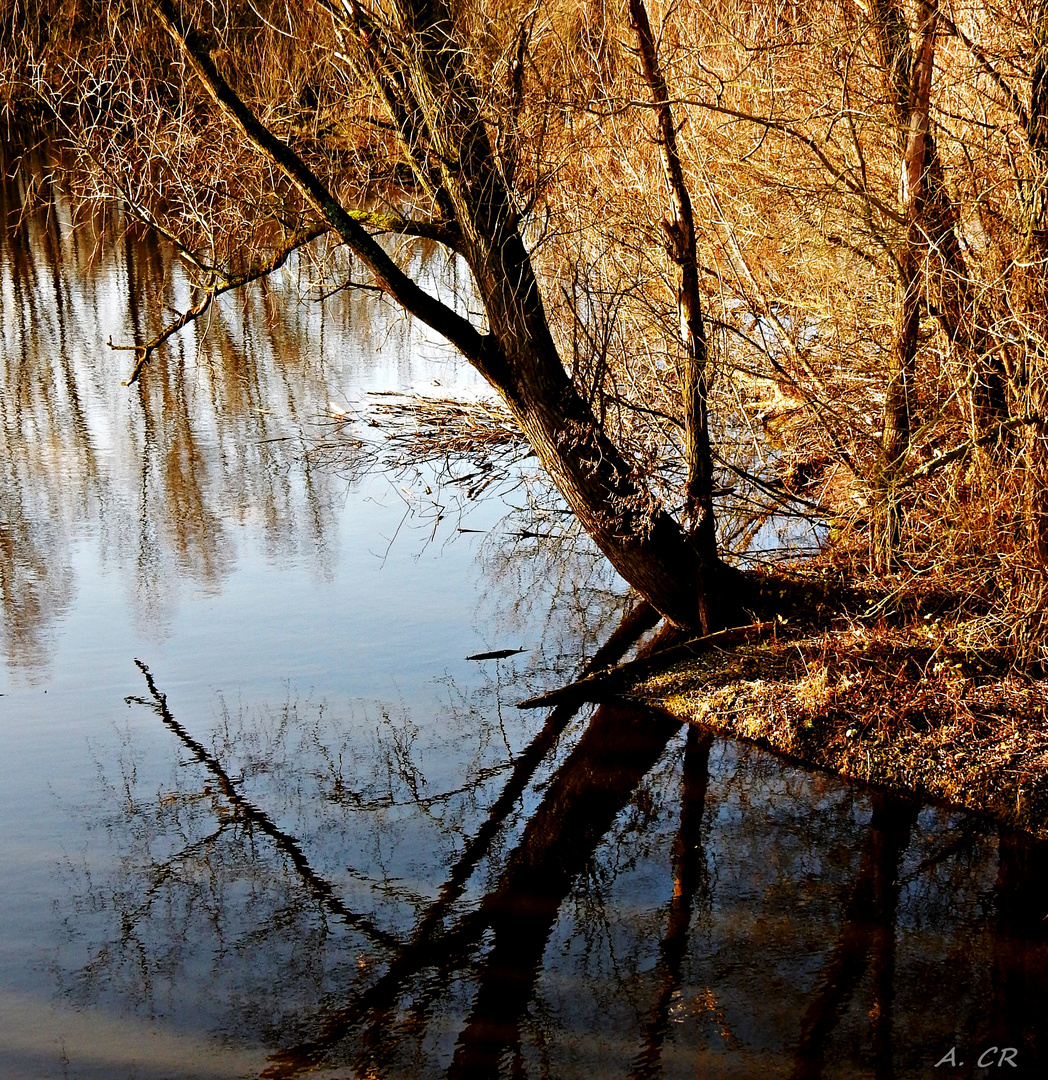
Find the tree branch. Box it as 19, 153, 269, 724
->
901, 413, 1044, 486
697, 100, 907, 226
117, 223, 330, 383
938, 12, 1030, 133
148, 0, 495, 371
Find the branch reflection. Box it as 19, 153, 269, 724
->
53, 635, 1048, 1080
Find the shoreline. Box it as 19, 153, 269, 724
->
628, 625, 1048, 837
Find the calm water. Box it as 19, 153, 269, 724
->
1, 148, 1047, 1080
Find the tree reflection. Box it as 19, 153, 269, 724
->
971, 830, 1048, 1073
0, 146, 376, 667
631, 726, 714, 1080
127, 659, 401, 952
51, 633, 1048, 1079
790, 793, 917, 1080
440, 700, 681, 1080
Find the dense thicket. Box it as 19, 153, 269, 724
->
3, 0, 1047, 662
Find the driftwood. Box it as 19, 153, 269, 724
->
516, 620, 776, 710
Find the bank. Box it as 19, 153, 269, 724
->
627, 614, 1048, 838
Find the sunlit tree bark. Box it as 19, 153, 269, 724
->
629, 0, 716, 560
868, 0, 1009, 437
876, 0, 937, 567
1024, 0, 1048, 569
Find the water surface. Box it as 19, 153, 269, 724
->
1, 147, 1046, 1080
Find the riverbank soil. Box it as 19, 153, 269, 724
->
630, 561, 1048, 837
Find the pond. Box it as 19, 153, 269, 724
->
1, 147, 1046, 1080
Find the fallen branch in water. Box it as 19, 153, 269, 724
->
311, 393, 529, 493
516, 620, 776, 709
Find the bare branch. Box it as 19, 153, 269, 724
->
938, 11, 1030, 133
148, 0, 494, 369
118, 223, 331, 383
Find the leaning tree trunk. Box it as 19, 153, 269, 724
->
372, 0, 734, 631
151, 0, 735, 632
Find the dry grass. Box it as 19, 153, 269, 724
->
361, 393, 526, 459
633, 622, 1048, 835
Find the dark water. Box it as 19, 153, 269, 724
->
1, 147, 1046, 1079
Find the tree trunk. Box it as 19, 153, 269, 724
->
628, 0, 716, 564
868, 0, 1009, 436
1013, 0, 1048, 664
876, 0, 936, 568
1025, 0, 1048, 570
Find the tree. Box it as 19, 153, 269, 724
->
137, 0, 736, 634
10, 0, 1048, 662
875, 0, 938, 567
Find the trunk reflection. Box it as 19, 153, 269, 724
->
631, 725, 713, 1080
790, 793, 916, 1079
445, 702, 682, 1080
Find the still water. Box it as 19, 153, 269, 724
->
1, 149, 1046, 1080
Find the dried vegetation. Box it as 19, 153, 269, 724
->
633, 616, 1048, 834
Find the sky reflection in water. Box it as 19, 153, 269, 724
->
1, 147, 1047, 1080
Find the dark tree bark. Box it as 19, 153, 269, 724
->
149, 0, 737, 632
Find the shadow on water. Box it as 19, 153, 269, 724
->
102, 649, 1048, 1079
114, 664, 687, 1080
